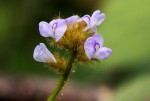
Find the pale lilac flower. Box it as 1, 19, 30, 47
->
77, 10, 106, 31
84, 33, 112, 60
39, 19, 67, 42
66, 15, 79, 25
33, 43, 57, 63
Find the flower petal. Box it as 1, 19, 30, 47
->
50, 19, 67, 42
96, 13, 106, 26
93, 33, 103, 47
93, 47, 112, 60
91, 10, 106, 27
39, 21, 53, 37
90, 10, 101, 27
55, 19, 67, 42
33, 43, 57, 63
84, 37, 96, 59
66, 15, 79, 25
77, 15, 90, 26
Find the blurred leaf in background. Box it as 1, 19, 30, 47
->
95, 0, 150, 101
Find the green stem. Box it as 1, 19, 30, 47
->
47, 50, 77, 101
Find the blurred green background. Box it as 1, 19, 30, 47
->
0, 0, 150, 101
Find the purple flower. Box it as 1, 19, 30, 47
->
84, 33, 112, 60
33, 43, 57, 63
66, 15, 79, 25
39, 19, 67, 42
77, 10, 106, 30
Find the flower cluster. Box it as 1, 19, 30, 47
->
33, 10, 112, 72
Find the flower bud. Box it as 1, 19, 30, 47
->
33, 43, 57, 63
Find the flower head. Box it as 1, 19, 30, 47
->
35, 10, 112, 67
84, 33, 112, 60
33, 43, 56, 63
39, 19, 67, 42
77, 10, 106, 31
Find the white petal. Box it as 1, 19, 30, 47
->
33, 43, 57, 63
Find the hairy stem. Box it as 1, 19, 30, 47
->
47, 50, 77, 101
